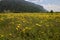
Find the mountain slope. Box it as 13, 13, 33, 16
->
0, 0, 47, 12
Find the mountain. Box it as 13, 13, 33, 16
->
0, 0, 47, 12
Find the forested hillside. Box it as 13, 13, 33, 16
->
0, 0, 47, 12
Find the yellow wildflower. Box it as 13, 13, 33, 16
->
9, 33, 12, 36
18, 24, 21, 25
36, 23, 41, 27
28, 28, 32, 30
38, 25, 42, 26
16, 27, 18, 30
36, 23, 39, 26
0, 18, 3, 21
40, 21, 43, 23
41, 32, 44, 34
25, 27, 29, 29
23, 21, 26, 23
11, 22, 14, 24
17, 26, 20, 28
25, 27, 32, 30
0, 34, 4, 37
22, 29, 26, 33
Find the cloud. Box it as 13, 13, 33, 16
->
25, 0, 43, 3
0, 0, 1, 1
25, 0, 60, 12
41, 4, 60, 12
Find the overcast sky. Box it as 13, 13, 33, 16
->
25, 0, 60, 12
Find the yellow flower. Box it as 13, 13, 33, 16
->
41, 32, 44, 34
25, 27, 29, 29
38, 25, 42, 26
9, 33, 12, 36
36, 23, 41, 27
0, 18, 3, 21
18, 24, 21, 25
0, 34, 4, 37
40, 21, 43, 23
28, 28, 32, 30
23, 21, 26, 23
17, 26, 20, 28
22, 29, 26, 33
36, 23, 39, 26
16, 27, 18, 30
11, 22, 14, 24
25, 27, 32, 30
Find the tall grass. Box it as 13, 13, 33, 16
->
0, 13, 60, 40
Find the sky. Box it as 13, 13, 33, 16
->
25, 0, 60, 12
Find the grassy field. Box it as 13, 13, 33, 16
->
0, 13, 60, 40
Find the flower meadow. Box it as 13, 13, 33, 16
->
0, 13, 60, 40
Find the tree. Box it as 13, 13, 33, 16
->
50, 10, 53, 13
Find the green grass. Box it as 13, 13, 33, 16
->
0, 13, 60, 40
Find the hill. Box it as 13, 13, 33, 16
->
0, 0, 47, 12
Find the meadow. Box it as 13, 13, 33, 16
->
0, 13, 60, 40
